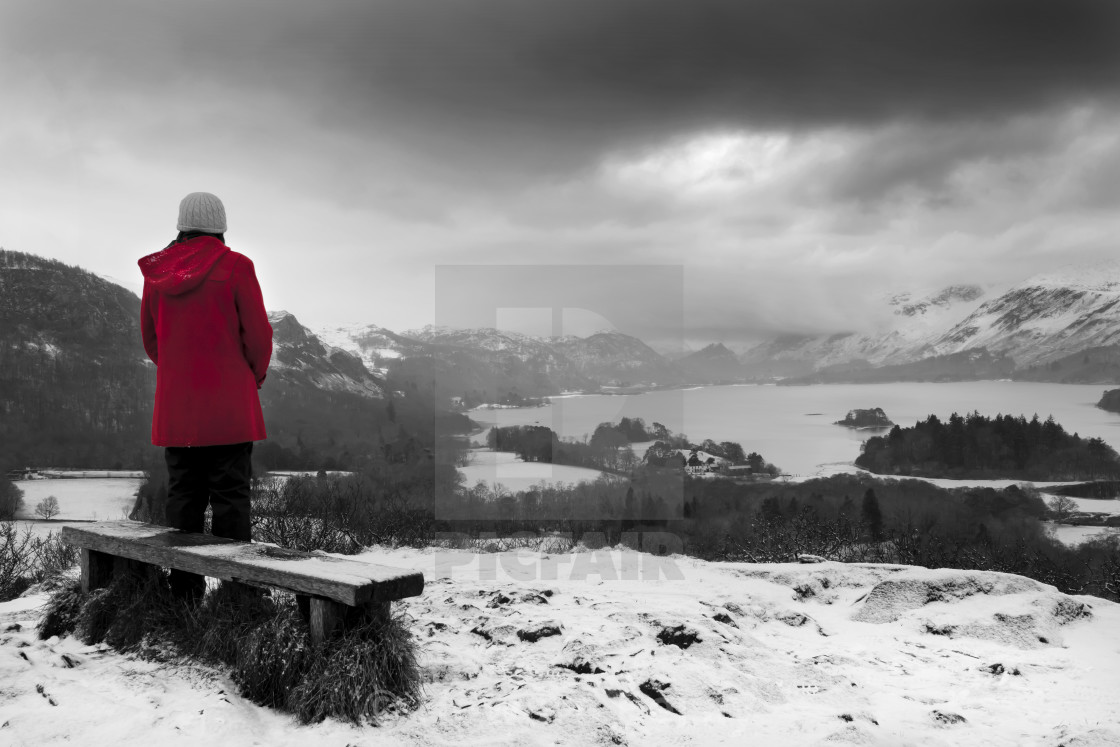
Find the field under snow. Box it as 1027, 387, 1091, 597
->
458, 450, 615, 493
10, 478, 141, 540
3, 547, 1120, 746
1043, 494, 1120, 547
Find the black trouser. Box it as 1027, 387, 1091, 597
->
164, 442, 253, 598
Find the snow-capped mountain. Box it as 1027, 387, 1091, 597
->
316, 322, 429, 373
741, 262, 1120, 381
740, 284, 992, 374
404, 325, 559, 360
330, 261, 1120, 389
269, 312, 383, 399
924, 261, 1120, 365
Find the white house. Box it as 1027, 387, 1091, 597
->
678, 449, 727, 475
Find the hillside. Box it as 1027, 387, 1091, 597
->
780, 348, 1016, 385
331, 325, 686, 402
0, 250, 440, 471
1015, 345, 1120, 385
381, 327, 594, 405
3, 550, 1118, 745
553, 331, 684, 387
255, 311, 397, 470
0, 250, 154, 468
678, 343, 744, 384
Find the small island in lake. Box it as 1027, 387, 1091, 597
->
835, 408, 894, 429
857, 411, 1120, 481
1096, 389, 1120, 414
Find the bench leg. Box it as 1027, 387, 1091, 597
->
80, 549, 115, 594
309, 598, 348, 646
368, 601, 390, 626
308, 599, 392, 645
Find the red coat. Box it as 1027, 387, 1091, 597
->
139, 236, 273, 447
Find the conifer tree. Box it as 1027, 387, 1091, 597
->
861, 488, 884, 541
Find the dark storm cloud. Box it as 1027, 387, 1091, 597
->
4, 0, 1118, 181
822, 116, 1062, 206
4, 0, 1118, 339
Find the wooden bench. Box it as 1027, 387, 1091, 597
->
61, 521, 425, 644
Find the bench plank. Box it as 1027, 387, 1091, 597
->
62, 521, 424, 607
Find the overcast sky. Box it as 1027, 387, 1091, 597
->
2, 0, 1118, 346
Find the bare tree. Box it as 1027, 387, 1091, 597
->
1047, 495, 1078, 523
35, 495, 60, 521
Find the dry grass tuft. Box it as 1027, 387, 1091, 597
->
37, 578, 83, 640
234, 605, 312, 709
289, 612, 423, 724
38, 574, 423, 725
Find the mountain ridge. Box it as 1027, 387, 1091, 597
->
320, 265, 1120, 391
10, 248, 1120, 434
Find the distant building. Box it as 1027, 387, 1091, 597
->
680, 449, 726, 475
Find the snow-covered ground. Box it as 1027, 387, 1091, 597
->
1042, 495, 1120, 545
12, 470, 146, 480
1053, 496, 1120, 515
1048, 524, 1120, 547
264, 471, 355, 480
781, 463, 1093, 492
458, 450, 615, 494
3, 548, 1119, 746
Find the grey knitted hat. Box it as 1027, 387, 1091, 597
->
177, 192, 227, 234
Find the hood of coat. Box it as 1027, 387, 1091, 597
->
138, 236, 231, 295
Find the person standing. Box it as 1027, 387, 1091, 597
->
138, 192, 273, 600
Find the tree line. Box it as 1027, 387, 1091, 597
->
436, 469, 1120, 602
486, 425, 640, 473
485, 418, 763, 474
856, 411, 1120, 480
123, 443, 1120, 604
